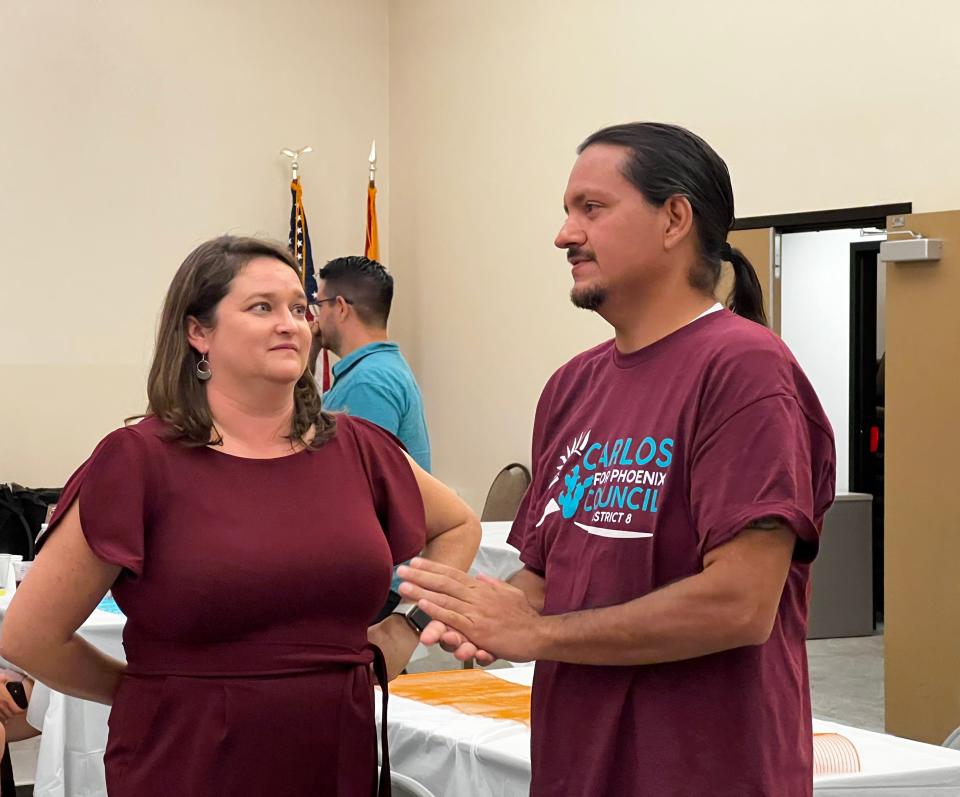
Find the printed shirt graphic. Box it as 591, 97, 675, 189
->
509, 310, 836, 797
535, 429, 670, 538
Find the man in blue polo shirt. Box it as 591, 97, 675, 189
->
309, 256, 431, 624
308, 255, 431, 471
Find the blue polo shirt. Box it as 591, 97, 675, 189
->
322, 342, 431, 472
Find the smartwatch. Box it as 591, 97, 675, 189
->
393, 602, 433, 634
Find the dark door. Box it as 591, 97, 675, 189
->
849, 240, 883, 625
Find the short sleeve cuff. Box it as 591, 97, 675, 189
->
699, 500, 820, 563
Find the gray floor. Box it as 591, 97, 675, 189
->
808, 633, 885, 732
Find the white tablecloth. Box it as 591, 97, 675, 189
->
471, 521, 522, 581
23, 529, 958, 797
377, 664, 960, 797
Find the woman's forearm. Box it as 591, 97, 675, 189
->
421, 516, 481, 572
5, 636, 124, 706
368, 614, 419, 680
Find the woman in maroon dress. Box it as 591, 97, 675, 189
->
1, 236, 480, 795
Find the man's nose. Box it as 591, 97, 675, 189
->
555, 217, 585, 250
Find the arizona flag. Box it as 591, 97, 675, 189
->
365, 183, 379, 261
289, 177, 329, 390
366, 140, 379, 261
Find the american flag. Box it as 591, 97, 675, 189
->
289, 177, 329, 389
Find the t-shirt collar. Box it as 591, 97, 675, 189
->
611, 305, 728, 369
692, 302, 724, 323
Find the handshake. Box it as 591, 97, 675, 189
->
396, 558, 544, 667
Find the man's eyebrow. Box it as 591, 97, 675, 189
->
564, 191, 605, 213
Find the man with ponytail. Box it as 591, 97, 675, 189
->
400, 123, 836, 796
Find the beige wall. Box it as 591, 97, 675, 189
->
389, 0, 960, 509
7, 0, 960, 515
1, 0, 389, 485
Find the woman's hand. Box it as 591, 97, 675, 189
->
367, 615, 420, 681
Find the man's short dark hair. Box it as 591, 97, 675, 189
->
317, 255, 393, 328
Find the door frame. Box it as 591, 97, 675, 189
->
733, 203, 912, 233
732, 203, 911, 336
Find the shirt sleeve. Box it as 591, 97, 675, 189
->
508, 486, 544, 577
42, 427, 150, 576
344, 416, 426, 565
336, 380, 404, 437
689, 394, 836, 563
507, 386, 553, 576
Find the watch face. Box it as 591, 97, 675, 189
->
407, 606, 433, 634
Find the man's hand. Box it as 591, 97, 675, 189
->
419, 618, 498, 667
398, 558, 543, 663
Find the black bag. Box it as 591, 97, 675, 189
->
0, 483, 61, 560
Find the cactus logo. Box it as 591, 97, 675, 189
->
535, 429, 673, 539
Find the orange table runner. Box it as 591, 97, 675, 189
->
389, 669, 531, 725
389, 669, 861, 773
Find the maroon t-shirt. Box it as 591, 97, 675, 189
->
508, 309, 836, 797
43, 414, 425, 796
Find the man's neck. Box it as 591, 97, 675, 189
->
604, 284, 717, 354
336, 327, 390, 359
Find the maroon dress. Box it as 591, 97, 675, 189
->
45, 414, 425, 796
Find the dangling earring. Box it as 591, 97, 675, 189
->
196, 353, 212, 382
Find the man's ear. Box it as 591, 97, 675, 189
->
335, 295, 352, 320
185, 316, 210, 353
662, 195, 695, 252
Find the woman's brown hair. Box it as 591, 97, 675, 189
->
146, 235, 336, 448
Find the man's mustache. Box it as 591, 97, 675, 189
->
567, 247, 596, 264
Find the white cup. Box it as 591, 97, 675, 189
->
14, 561, 32, 584
0, 554, 11, 592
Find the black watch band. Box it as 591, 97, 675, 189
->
395, 602, 432, 634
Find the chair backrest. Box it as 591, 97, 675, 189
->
943, 726, 960, 750
480, 463, 532, 522
384, 770, 436, 797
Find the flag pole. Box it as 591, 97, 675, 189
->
281, 146, 313, 181
368, 140, 376, 188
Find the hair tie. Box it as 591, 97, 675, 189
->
720, 242, 734, 261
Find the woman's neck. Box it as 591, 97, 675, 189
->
205, 383, 298, 457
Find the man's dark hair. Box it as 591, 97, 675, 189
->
317, 255, 394, 328
578, 122, 767, 326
